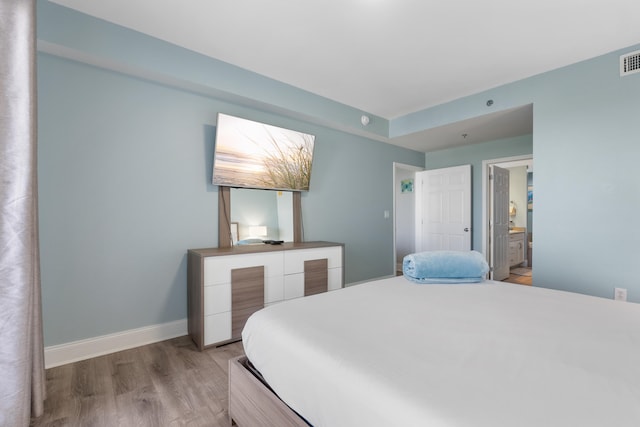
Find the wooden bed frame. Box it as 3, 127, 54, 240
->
228, 356, 310, 427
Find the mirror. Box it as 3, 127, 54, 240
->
230, 188, 293, 244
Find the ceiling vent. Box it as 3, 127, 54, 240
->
620, 50, 640, 76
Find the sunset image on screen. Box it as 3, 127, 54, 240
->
213, 114, 315, 191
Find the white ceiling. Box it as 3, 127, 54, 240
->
49, 0, 640, 151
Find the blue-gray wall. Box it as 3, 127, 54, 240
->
36, 1, 640, 348
37, 3, 424, 346
394, 44, 640, 302
424, 134, 533, 249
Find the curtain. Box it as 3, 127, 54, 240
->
0, 0, 46, 426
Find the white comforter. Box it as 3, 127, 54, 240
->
242, 277, 640, 426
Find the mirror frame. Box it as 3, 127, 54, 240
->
218, 186, 302, 247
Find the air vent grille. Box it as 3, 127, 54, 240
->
620, 50, 640, 76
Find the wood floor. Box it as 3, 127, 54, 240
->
30, 336, 244, 427
503, 267, 533, 286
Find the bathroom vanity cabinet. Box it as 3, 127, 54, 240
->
508, 232, 525, 267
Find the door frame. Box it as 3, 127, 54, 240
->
481, 154, 533, 262
393, 162, 424, 276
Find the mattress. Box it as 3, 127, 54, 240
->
242, 276, 640, 426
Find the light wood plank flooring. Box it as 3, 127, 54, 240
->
503, 267, 533, 286
31, 336, 244, 427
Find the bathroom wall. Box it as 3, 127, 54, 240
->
507, 166, 528, 229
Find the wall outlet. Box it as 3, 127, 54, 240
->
614, 287, 627, 301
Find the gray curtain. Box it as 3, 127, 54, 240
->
0, 0, 46, 425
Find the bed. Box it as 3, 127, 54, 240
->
229, 275, 640, 426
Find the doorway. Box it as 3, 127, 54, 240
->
482, 155, 533, 285
393, 163, 423, 275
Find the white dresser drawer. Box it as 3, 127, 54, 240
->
204, 283, 231, 315
264, 275, 285, 304
284, 246, 342, 275
328, 267, 343, 291
204, 312, 231, 345
204, 252, 283, 286
283, 273, 304, 300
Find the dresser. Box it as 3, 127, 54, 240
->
187, 242, 344, 350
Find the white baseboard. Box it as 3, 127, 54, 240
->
44, 318, 188, 369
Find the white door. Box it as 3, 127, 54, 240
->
490, 165, 510, 280
415, 165, 471, 252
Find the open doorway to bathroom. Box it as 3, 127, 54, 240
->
483, 155, 533, 285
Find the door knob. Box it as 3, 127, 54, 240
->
464, 228, 469, 232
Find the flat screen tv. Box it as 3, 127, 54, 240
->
212, 113, 315, 191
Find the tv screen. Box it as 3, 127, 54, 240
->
212, 113, 315, 191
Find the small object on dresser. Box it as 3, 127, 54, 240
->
263, 240, 284, 245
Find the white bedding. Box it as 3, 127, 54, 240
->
242, 276, 640, 426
